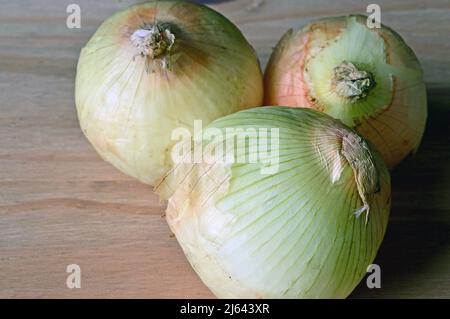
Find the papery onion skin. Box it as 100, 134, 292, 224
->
75, 0, 263, 185
264, 15, 427, 169
157, 107, 391, 299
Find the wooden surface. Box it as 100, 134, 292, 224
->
1, 0, 449, 298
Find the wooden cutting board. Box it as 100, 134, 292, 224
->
1, 0, 449, 298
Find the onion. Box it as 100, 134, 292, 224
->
264, 15, 427, 168
157, 107, 391, 298
75, 0, 263, 185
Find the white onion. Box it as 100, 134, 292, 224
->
265, 15, 427, 168
157, 106, 391, 298
75, 1, 263, 185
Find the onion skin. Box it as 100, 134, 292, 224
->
75, 0, 263, 185
157, 107, 391, 299
264, 15, 427, 169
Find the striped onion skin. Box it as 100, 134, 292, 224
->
264, 15, 427, 169
157, 107, 391, 298
75, 0, 263, 185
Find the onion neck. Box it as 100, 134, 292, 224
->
340, 131, 380, 224
131, 24, 175, 64
332, 61, 375, 102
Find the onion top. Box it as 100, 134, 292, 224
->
265, 15, 427, 168
75, 0, 263, 185
157, 107, 391, 298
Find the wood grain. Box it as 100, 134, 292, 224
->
0, 0, 449, 298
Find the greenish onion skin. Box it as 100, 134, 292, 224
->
264, 15, 427, 169
75, 0, 263, 185
157, 107, 391, 299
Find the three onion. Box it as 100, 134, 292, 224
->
75, 2, 429, 299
